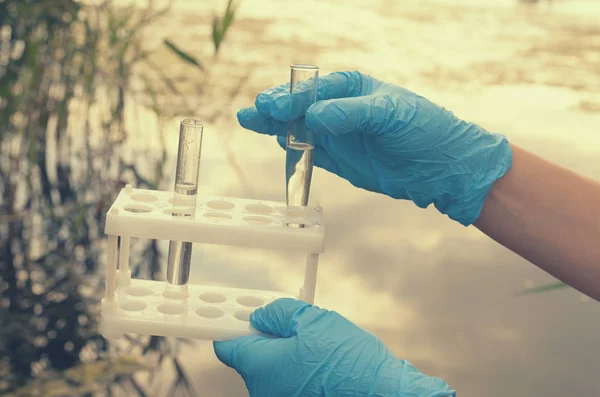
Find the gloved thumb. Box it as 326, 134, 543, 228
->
250, 298, 315, 338
306, 94, 407, 137
213, 335, 264, 368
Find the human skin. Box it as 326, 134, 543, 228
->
475, 144, 600, 301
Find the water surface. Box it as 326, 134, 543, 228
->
116, 1, 600, 395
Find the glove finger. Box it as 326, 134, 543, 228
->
306, 94, 403, 137
276, 135, 340, 175
249, 298, 312, 337
213, 335, 271, 369
238, 108, 322, 139
259, 71, 378, 122
215, 334, 299, 395
237, 107, 286, 137
317, 71, 378, 100
255, 83, 290, 116
398, 361, 457, 397
268, 78, 319, 122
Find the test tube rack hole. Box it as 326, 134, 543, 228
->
100, 185, 324, 341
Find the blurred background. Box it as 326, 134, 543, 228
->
1, 0, 600, 396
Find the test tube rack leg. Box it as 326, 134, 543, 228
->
100, 184, 324, 341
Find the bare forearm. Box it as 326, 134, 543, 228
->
474, 144, 600, 301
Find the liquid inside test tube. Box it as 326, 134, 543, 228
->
286, 64, 319, 210
286, 142, 314, 206
166, 119, 203, 289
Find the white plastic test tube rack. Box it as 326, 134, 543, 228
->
100, 184, 324, 341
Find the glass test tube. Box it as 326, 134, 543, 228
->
285, 64, 319, 207
166, 119, 204, 290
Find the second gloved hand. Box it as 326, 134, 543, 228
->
237, 71, 512, 225
214, 298, 455, 397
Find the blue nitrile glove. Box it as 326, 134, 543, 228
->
237, 71, 512, 225
214, 298, 455, 397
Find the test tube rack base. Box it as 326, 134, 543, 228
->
101, 185, 324, 341
100, 281, 294, 340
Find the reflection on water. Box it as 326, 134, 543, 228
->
3, 0, 600, 395
174, 1, 600, 396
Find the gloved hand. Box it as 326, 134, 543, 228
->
237, 71, 512, 225
214, 298, 455, 397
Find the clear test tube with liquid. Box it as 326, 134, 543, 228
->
165, 119, 204, 296
285, 64, 319, 208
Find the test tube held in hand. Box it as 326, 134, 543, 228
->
285, 64, 319, 208
166, 119, 203, 289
